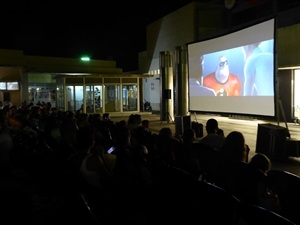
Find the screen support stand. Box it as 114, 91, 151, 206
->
160, 111, 174, 124
193, 112, 198, 122
277, 98, 291, 138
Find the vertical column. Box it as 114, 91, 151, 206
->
20, 68, 28, 104
160, 51, 174, 122
175, 45, 188, 116
83, 77, 86, 113
63, 77, 67, 111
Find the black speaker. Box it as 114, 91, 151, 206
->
286, 138, 300, 157
256, 123, 289, 159
175, 115, 191, 136
164, 89, 171, 99
192, 121, 203, 138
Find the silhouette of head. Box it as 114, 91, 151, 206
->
249, 153, 271, 173
206, 118, 219, 134
221, 131, 247, 162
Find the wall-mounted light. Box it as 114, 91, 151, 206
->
80, 56, 90, 61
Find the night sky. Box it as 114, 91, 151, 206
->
0, 0, 194, 71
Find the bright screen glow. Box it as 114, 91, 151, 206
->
187, 18, 275, 117
7, 82, 19, 90
0, 82, 6, 90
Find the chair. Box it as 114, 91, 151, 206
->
238, 202, 296, 225
215, 160, 269, 207
150, 165, 200, 224
194, 180, 241, 225
267, 169, 300, 225
153, 165, 200, 205
0, 185, 34, 224
192, 143, 221, 183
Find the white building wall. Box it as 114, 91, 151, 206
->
141, 2, 197, 112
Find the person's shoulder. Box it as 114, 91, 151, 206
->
198, 135, 207, 142
199, 134, 225, 143
198, 134, 214, 142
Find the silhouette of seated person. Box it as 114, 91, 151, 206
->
65, 125, 116, 223
0, 114, 14, 176
99, 113, 116, 141
78, 126, 114, 190
249, 153, 281, 213
135, 119, 154, 152
216, 128, 225, 137
249, 153, 271, 175
154, 127, 181, 168
198, 118, 225, 151
216, 131, 280, 210
130, 143, 157, 221
58, 111, 79, 160
215, 131, 249, 189
127, 114, 142, 145
267, 169, 300, 224
113, 126, 135, 187
113, 127, 154, 223
174, 128, 201, 178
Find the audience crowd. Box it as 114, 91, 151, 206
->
0, 101, 292, 224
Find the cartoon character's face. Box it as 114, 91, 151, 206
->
216, 56, 229, 83
218, 56, 228, 68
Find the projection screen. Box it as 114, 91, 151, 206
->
187, 18, 276, 117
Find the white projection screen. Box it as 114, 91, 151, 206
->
187, 18, 276, 117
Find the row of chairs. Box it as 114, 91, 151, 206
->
193, 143, 300, 225
267, 169, 300, 225
65, 144, 300, 225
71, 163, 297, 225
157, 165, 296, 225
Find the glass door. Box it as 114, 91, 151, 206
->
122, 84, 138, 111
104, 84, 120, 112
85, 85, 103, 113
66, 85, 83, 112
94, 85, 103, 113
294, 70, 300, 121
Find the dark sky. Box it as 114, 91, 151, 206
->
0, 0, 194, 71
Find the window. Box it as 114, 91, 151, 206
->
7, 82, 19, 90
0, 82, 6, 90
0, 82, 19, 90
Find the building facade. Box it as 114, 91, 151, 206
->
139, 1, 300, 122
0, 49, 150, 114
